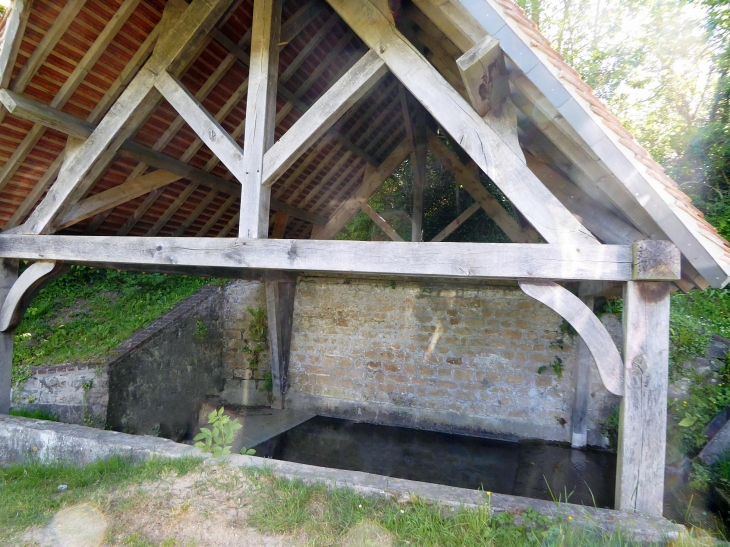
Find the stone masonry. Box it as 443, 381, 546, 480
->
223, 276, 618, 445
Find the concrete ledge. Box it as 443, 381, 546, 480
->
0, 415, 682, 543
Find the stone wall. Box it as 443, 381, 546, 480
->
222, 277, 619, 445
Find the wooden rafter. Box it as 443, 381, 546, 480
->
359, 202, 405, 242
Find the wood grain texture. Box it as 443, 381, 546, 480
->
262, 50, 387, 186
518, 280, 623, 395
0, 0, 33, 89
0, 259, 17, 413
616, 281, 671, 515
0, 260, 68, 332
325, 0, 597, 245
266, 280, 296, 408
633, 240, 682, 281
0, 236, 636, 281
239, 0, 282, 238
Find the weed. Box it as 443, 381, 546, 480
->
194, 407, 242, 457
598, 406, 620, 451
194, 318, 208, 340
258, 370, 273, 395
537, 357, 564, 380
8, 408, 58, 421
242, 306, 268, 370
240, 446, 256, 455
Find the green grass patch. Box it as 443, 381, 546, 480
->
245, 469, 649, 547
0, 455, 201, 542
8, 408, 58, 421
12, 265, 224, 385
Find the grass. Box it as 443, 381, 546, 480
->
244, 469, 653, 547
0, 455, 201, 544
8, 408, 58, 421
12, 265, 224, 386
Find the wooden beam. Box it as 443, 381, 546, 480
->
430, 201, 480, 242
0, 88, 94, 138
325, 0, 597, 245
58, 171, 183, 229
519, 280, 623, 396
240, 0, 282, 238
616, 281, 671, 515
455, 34, 510, 118
571, 291, 595, 448
0, 260, 68, 332
262, 50, 387, 187
271, 212, 289, 238
0, 0, 33, 89
172, 190, 219, 237
633, 240, 682, 281
360, 202, 405, 242
0, 259, 17, 413
0, 236, 674, 282
146, 183, 200, 237
427, 132, 538, 243
21, 0, 235, 235
266, 279, 297, 408
411, 108, 427, 241
196, 195, 237, 237
311, 139, 411, 240
525, 152, 644, 245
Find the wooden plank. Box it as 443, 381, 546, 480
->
0, 260, 67, 332
59, 171, 183, 228
146, 183, 201, 237
519, 280, 623, 396
311, 139, 411, 240
216, 211, 240, 237
455, 34, 509, 117
360, 202, 405, 242
0, 259, 17, 413
430, 201, 480, 242
196, 195, 237, 237
266, 279, 297, 408
240, 0, 282, 238
571, 292, 594, 448
22, 0, 235, 235
172, 190, 219, 237
0, 236, 640, 281
271, 212, 289, 238
262, 50, 387, 187
0, 88, 96, 138
0, 0, 33, 88
116, 189, 165, 236
427, 132, 538, 243
616, 281, 671, 515
325, 0, 597, 245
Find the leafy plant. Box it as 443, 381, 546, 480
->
194, 407, 242, 458
259, 370, 273, 395
598, 406, 620, 451
537, 356, 564, 379
194, 318, 208, 340
243, 306, 268, 370
241, 446, 256, 456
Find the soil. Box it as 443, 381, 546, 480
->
18, 464, 301, 547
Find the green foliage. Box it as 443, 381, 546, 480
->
240, 446, 256, 456
598, 406, 620, 451
193, 407, 242, 458
243, 306, 268, 369
670, 363, 730, 454
537, 357, 564, 379
669, 311, 713, 378
8, 408, 58, 421
0, 456, 200, 542
12, 266, 221, 385
194, 318, 208, 340
258, 370, 273, 395
671, 288, 730, 340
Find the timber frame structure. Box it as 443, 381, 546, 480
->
0, 0, 728, 518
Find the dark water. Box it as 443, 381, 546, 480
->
252, 416, 617, 508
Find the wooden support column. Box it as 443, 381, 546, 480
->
0, 260, 18, 413
571, 291, 594, 448
411, 108, 427, 242
239, 0, 282, 238
266, 279, 296, 409
615, 281, 670, 515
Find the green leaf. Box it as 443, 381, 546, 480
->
537, 366, 547, 375
679, 416, 698, 427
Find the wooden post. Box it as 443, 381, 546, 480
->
411, 109, 427, 242
615, 281, 671, 515
239, 0, 282, 239
266, 279, 296, 409
0, 260, 18, 414
571, 292, 594, 448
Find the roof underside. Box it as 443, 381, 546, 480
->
0, 0, 728, 287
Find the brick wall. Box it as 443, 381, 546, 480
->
222, 277, 618, 445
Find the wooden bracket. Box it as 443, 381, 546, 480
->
0, 260, 69, 332
519, 279, 624, 396
455, 35, 509, 118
